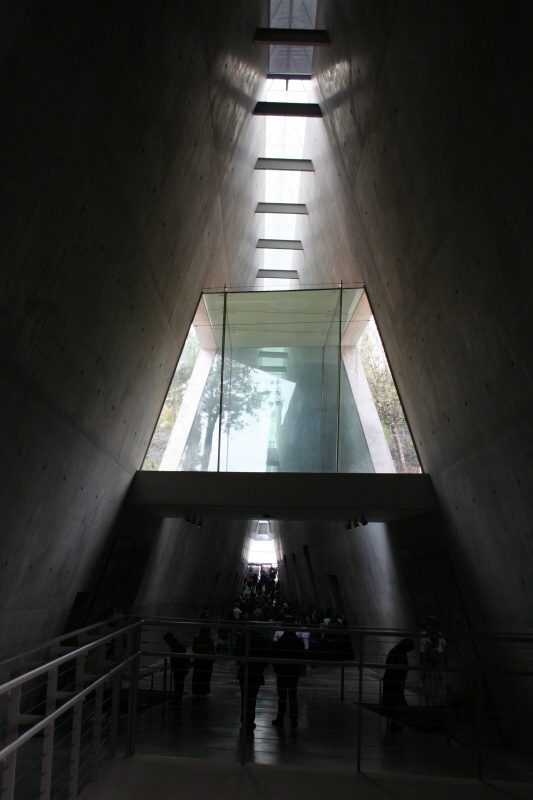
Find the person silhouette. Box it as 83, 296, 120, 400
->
163, 632, 191, 706
191, 626, 215, 698
234, 628, 267, 729
381, 638, 415, 732
271, 622, 306, 729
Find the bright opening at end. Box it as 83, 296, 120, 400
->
246, 521, 277, 565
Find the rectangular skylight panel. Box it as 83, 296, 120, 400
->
264, 213, 299, 240
265, 171, 301, 203
269, 0, 318, 30
266, 78, 312, 104
263, 249, 298, 270
265, 118, 307, 157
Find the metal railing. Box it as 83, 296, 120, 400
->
1, 618, 532, 797
136, 618, 533, 780
0, 618, 141, 799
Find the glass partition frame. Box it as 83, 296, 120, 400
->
142, 287, 421, 474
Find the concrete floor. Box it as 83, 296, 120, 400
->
80, 659, 533, 799
80, 756, 533, 800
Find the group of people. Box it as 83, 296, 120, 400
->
242, 566, 278, 600
163, 626, 215, 705
163, 591, 425, 732
164, 617, 306, 729
234, 620, 306, 729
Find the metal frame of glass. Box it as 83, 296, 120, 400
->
142, 286, 420, 475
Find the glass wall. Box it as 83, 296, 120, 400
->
142, 288, 420, 474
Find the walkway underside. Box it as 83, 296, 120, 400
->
129, 472, 437, 522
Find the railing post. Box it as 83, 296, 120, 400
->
39, 665, 58, 800
335, 281, 343, 473
477, 672, 483, 781
40, 720, 55, 800
2, 677, 21, 800
217, 286, 228, 472
1, 656, 24, 800
356, 632, 364, 774
67, 700, 82, 800
88, 642, 106, 782
108, 672, 121, 760
240, 628, 250, 765
90, 682, 105, 780
0, 753, 15, 800
445, 648, 450, 747
126, 625, 141, 757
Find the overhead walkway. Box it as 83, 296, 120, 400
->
128, 471, 438, 522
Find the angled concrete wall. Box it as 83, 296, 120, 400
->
0, 1, 267, 658
276, 0, 533, 748
300, 0, 533, 635
132, 516, 250, 622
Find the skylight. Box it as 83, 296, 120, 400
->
260, 78, 312, 289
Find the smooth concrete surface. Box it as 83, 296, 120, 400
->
80, 757, 533, 800
131, 516, 250, 621
310, 0, 533, 634
129, 471, 437, 521
293, 0, 533, 747
0, 1, 266, 655
274, 518, 417, 630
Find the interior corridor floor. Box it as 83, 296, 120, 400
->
81, 658, 533, 799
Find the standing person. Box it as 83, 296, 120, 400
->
235, 629, 267, 729
163, 632, 191, 707
381, 638, 415, 732
191, 626, 216, 698
225, 604, 242, 656
419, 618, 446, 703
271, 622, 306, 729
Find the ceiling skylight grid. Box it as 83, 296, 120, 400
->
260, 78, 311, 286
256, 0, 319, 289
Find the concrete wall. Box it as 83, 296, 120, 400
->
275, 518, 416, 631
268, 0, 532, 748
300, 0, 533, 635
132, 516, 250, 621
0, 0, 267, 658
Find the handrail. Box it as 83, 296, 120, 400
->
0, 652, 140, 762
141, 648, 533, 677
0, 619, 142, 696
0, 618, 143, 800
0, 615, 130, 669
140, 616, 533, 640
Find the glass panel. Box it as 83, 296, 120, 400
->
219, 348, 272, 471
142, 288, 421, 474
338, 356, 375, 473
356, 317, 421, 473
217, 289, 342, 472
178, 353, 222, 471
142, 327, 201, 471
338, 287, 374, 472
